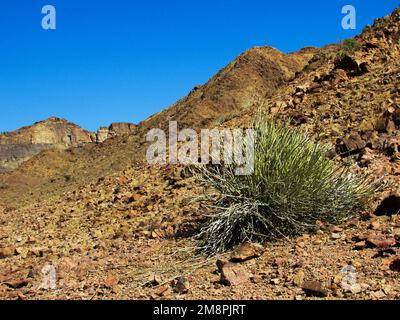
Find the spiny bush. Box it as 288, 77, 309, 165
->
195, 119, 373, 255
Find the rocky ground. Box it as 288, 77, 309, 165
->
0, 163, 400, 300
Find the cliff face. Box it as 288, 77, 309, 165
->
0, 117, 95, 171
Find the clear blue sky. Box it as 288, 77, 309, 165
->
0, 0, 398, 132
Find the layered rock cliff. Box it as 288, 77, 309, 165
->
0, 117, 95, 171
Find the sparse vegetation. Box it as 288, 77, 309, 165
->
338, 38, 362, 58
195, 119, 373, 255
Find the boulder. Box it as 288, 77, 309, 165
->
366, 235, 397, 248
334, 55, 368, 77
230, 242, 265, 262
216, 260, 252, 286
336, 133, 366, 156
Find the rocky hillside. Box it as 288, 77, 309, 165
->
0, 46, 316, 208
0, 7, 399, 301
141, 46, 315, 132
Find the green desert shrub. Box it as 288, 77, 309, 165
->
341, 38, 362, 52
338, 38, 362, 58
195, 119, 373, 255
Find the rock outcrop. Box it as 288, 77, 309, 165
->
0, 117, 95, 171
96, 123, 137, 143
0, 118, 139, 171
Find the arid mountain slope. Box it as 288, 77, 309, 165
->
141, 46, 315, 131
0, 46, 315, 208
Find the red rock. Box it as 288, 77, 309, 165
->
104, 276, 119, 289
27, 236, 37, 244
273, 258, 288, 266
361, 147, 375, 163
14, 247, 23, 256
366, 235, 396, 248
315, 220, 326, 230
116, 176, 129, 185
250, 275, 263, 284
28, 247, 51, 257
230, 242, 265, 262
154, 284, 170, 297
16, 292, 27, 300
329, 226, 343, 233
380, 258, 394, 271
354, 241, 367, 250
336, 133, 366, 155
346, 219, 359, 228
127, 193, 142, 203
353, 233, 370, 242
109, 122, 136, 135
216, 260, 252, 286
368, 221, 381, 230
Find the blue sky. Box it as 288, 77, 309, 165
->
0, 0, 398, 132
